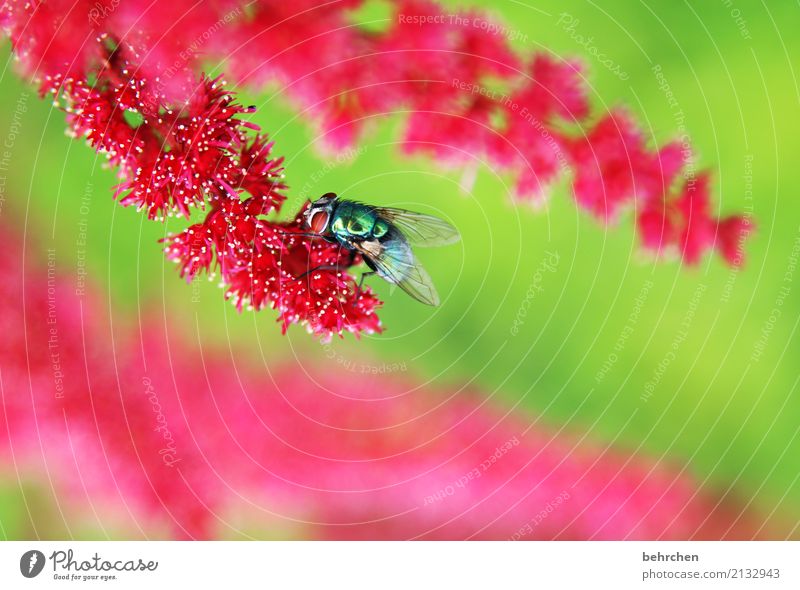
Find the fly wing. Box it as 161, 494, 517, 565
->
373, 207, 460, 247
352, 233, 440, 306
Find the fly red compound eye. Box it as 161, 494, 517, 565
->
309, 210, 330, 233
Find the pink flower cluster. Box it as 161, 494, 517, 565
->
1, 0, 752, 339
2, 1, 381, 337
0, 223, 765, 539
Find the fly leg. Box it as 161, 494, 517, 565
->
354, 271, 376, 303
293, 250, 357, 281
295, 264, 342, 280
274, 230, 325, 240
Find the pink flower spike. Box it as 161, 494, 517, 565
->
0, 0, 755, 339
717, 215, 753, 267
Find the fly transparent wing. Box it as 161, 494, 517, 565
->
353, 235, 440, 306
373, 207, 460, 247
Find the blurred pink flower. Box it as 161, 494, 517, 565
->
0, 222, 764, 540
3, 0, 383, 338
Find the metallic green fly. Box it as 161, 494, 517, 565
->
301, 192, 460, 306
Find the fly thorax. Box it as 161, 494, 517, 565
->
346, 218, 369, 236
331, 217, 346, 234
372, 219, 390, 239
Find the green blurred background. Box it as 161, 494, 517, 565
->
1, 0, 798, 535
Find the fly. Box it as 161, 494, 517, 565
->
300, 192, 460, 306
